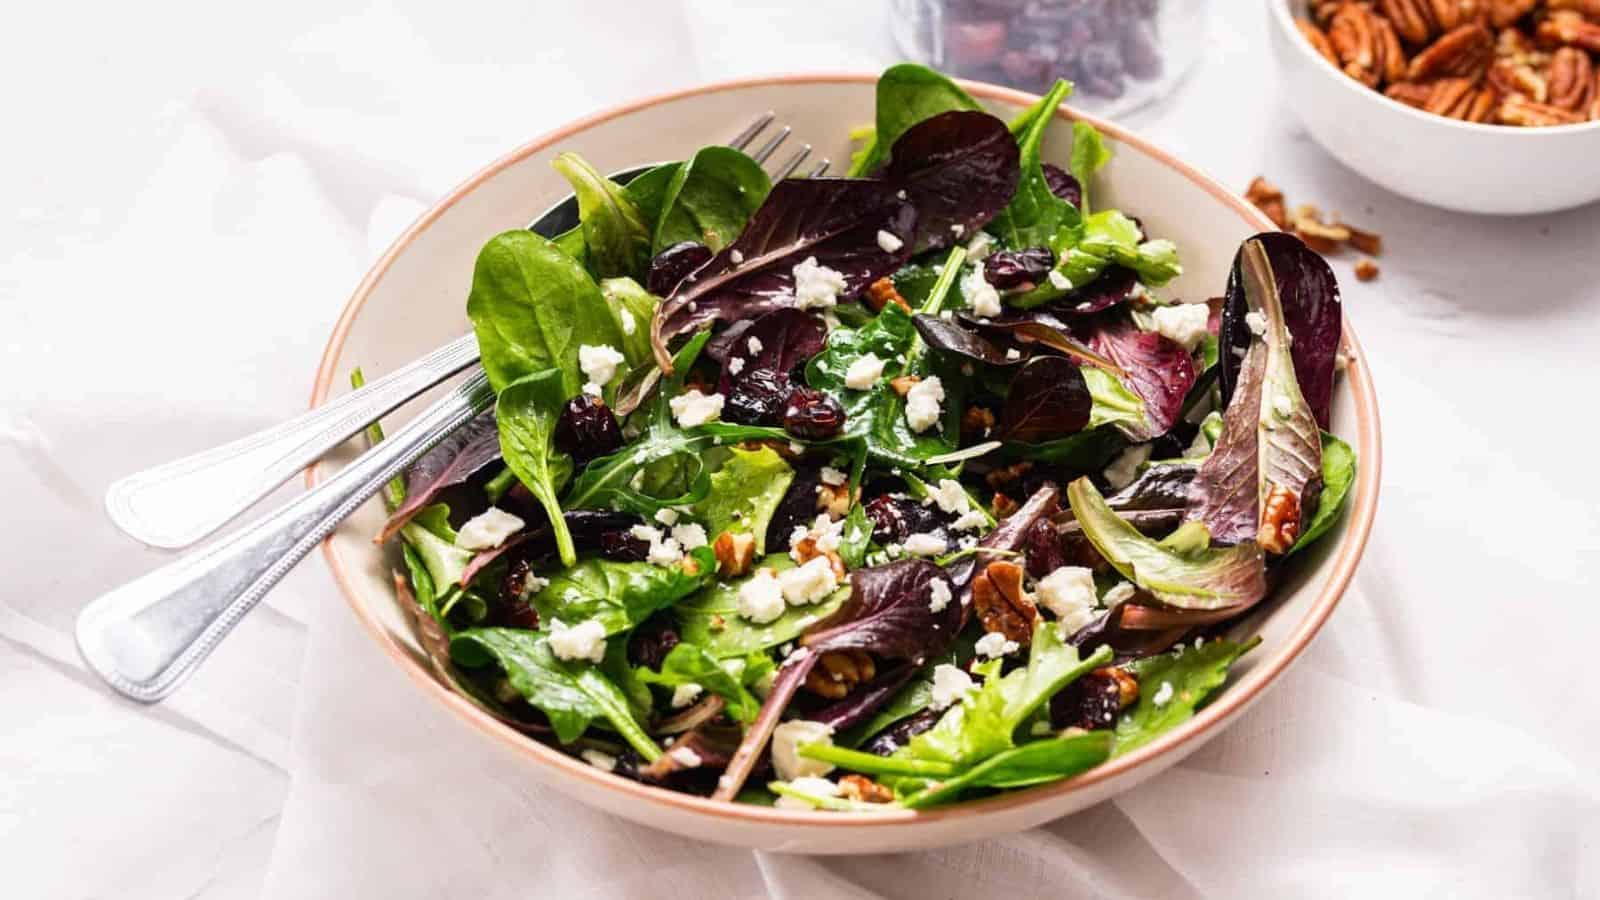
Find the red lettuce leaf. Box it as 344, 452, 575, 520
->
1084, 314, 1197, 441
808, 663, 918, 732
912, 314, 1022, 367
802, 559, 962, 661
998, 355, 1092, 442
1041, 162, 1082, 208
885, 110, 1021, 253
376, 410, 501, 543
964, 310, 1123, 373
715, 308, 828, 394
1044, 265, 1138, 317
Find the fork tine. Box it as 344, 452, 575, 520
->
771, 144, 812, 180
808, 159, 832, 178
729, 112, 774, 152
750, 126, 791, 164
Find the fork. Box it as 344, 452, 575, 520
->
104, 114, 831, 551
78, 114, 830, 702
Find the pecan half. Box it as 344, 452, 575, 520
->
1314, 0, 1344, 25
1490, 0, 1537, 27
1408, 23, 1494, 81
1385, 79, 1436, 106
1547, 0, 1600, 18
1538, 10, 1600, 52
1380, 0, 1437, 45
1258, 484, 1303, 554
972, 560, 1038, 644
838, 774, 895, 803
1488, 58, 1549, 101
1548, 47, 1596, 110
1298, 18, 1341, 66
1330, 3, 1388, 86
803, 649, 875, 700
1499, 94, 1590, 124
865, 277, 911, 313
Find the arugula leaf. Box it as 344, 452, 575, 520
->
653, 146, 771, 253
1292, 431, 1356, 553
551, 152, 653, 280
466, 230, 624, 393
1114, 637, 1261, 754
848, 63, 983, 177
1067, 477, 1266, 611
450, 627, 662, 760
692, 445, 794, 555
1067, 121, 1111, 214
638, 642, 762, 723
988, 80, 1077, 251
598, 277, 657, 370
675, 556, 847, 657
532, 548, 713, 635
900, 731, 1113, 808
496, 370, 577, 566
400, 504, 474, 594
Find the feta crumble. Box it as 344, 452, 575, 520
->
929, 663, 974, 710
1245, 310, 1268, 336
1103, 443, 1151, 490
747, 335, 764, 355
730, 249, 744, 265
1005, 347, 1021, 361
671, 522, 708, 550
455, 507, 525, 551
778, 556, 839, 605
668, 746, 703, 768
928, 478, 970, 514
904, 375, 945, 433
951, 509, 989, 532
736, 569, 786, 623
1152, 681, 1175, 706
654, 508, 680, 526
792, 256, 848, 310
670, 683, 703, 709
1150, 302, 1210, 352
581, 748, 618, 772
1048, 269, 1073, 290
728, 356, 745, 375
578, 344, 626, 389
902, 532, 947, 557
876, 229, 904, 253
771, 720, 835, 781
619, 310, 636, 335
630, 524, 685, 566
669, 389, 725, 427
962, 262, 1003, 317
548, 619, 607, 663
819, 466, 847, 486
1101, 581, 1136, 607
1037, 566, 1099, 635
966, 230, 995, 261
975, 631, 1020, 658
928, 578, 952, 613
843, 353, 885, 390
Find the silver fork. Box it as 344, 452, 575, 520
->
78, 115, 830, 703
104, 115, 831, 551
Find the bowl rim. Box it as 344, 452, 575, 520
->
1268, 0, 1600, 136
309, 71, 1383, 828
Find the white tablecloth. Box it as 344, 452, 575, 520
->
4, 2, 1597, 897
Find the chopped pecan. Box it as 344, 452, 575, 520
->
889, 375, 920, 397
1291, 206, 1353, 253
1408, 23, 1494, 81
1244, 176, 1290, 229
1538, 10, 1600, 52
1099, 666, 1140, 708
984, 460, 1034, 491
865, 277, 911, 313
1494, 24, 1538, 60
814, 482, 853, 519
1490, 0, 1537, 27
1380, 0, 1437, 45
803, 649, 875, 699
838, 774, 895, 803
1355, 258, 1382, 281
1547, 47, 1595, 110
961, 405, 996, 441
1258, 484, 1302, 554
1499, 94, 1590, 124
712, 530, 756, 577
791, 534, 848, 579
991, 492, 1019, 518
1347, 224, 1383, 256
1297, 18, 1342, 66
972, 560, 1038, 644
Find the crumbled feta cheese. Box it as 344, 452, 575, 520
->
748, 336, 763, 355
902, 532, 947, 557
730, 249, 744, 265
1245, 310, 1268, 336
776, 776, 841, 810
950, 223, 965, 237
582, 381, 602, 397
548, 619, 607, 663
904, 376, 945, 433
771, 720, 835, 781
975, 631, 1020, 658
619, 310, 636, 335
669, 389, 724, 427
631, 524, 685, 566
966, 230, 996, 261
896, 189, 908, 200
654, 508, 680, 526
820, 466, 847, 486
876, 229, 904, 253
519, 571, 549, 599
455, 507, 525, 550
1101, 581, 1136, 607
844, 353, 885, 390
792, 256, 848, 310
581, 748, 618, 772
1272, 391, 1293, 418
1103, 443, 1151, 490
962, 262, 1003, 317
1152, 681, 1175, 706
1150, 302, 1210, 352
1048, 269, 1072, 290
728, 356, 745, 375
671, 522, 708, 550
1037, 566, 1099, 635
778, 556, 839, 605
928, 478, 970, 514
578, 344, 626, 389
928, 578, 952, 613
951, 509, 989, 532
671, 683, 703, 709
669, 746, 703, 768
1005, 347, 1021, 361
929, 663, 974, 710
736, 569, 786, 623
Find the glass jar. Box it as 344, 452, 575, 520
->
889, 0, 1211, 119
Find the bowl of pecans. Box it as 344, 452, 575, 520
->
1268, 0, 1600, 214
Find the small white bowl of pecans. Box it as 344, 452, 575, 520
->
1268, 0, 1600, 214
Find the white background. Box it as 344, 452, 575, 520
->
3, 1, 1597, 897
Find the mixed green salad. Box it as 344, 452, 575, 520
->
372, 64, 1356, 812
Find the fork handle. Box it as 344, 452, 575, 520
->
77, 371, 494, 703
104, 334, 481, 549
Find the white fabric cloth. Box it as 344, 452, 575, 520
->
4, 1, 1598, 897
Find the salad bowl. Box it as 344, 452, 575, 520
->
309, 72, 1381, 853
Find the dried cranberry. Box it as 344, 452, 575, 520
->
628, 613, 681, 670
600, 529, 650, 562
766, 468, 824, 550
781, 386, 844, 439
647, 241, 713, 296
1021, 517, 1066, 579
495, 560, 543, 629
859, 707, 942, 756
722, 366, 790, 425
1050, 670, 1122, 731
984, 247, 1055, 290
1041, 163, 1082, 207
554, 396, 623, 468
863, 495, 950, 544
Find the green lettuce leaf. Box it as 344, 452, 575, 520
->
1292, 431, 1356, 553
598, 277, 658, 371
551, 152, 653, 281
900, 731, 1113, 808
847, 63, 983, 177
1114, 637, 1261, 754
692, 446, 794, 555
400, 504, 473, 594
639, 642, 762, 722
675, 555, 848, 657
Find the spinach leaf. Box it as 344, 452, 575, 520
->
496, 369, 578, 566
532, 547, 714, 636
848, 63, 983, 177
988, 80, 1077, 252
691, 445, 794, 555
620, 162, 681, 227
900, 731, 1113, 808
400, 504, 474, 594
653, 146, 771, 254
450, 627, 661, 760
1067, 121, 1111, 214
638, 642, 762, 723
598, 277, 658, 370
466, 230, 623, 393
1067, 477, 1266, 611
1114, 637, 1261, 754
675, 556, 847, 657
1291, 431, 1356, 553
551, 152, 653, 281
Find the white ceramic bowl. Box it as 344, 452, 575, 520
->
1267, 0, 1600, 215
308, 74, 1382, 853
